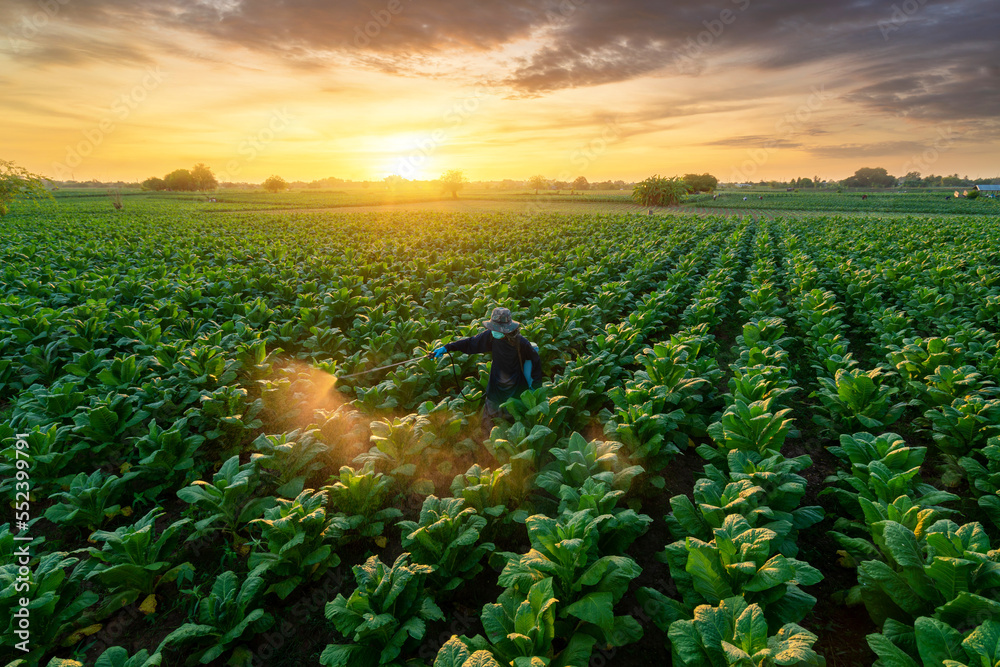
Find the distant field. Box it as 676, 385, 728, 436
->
36, 186, 999, 217
45, 186, 635, 209
687, 189, 1000, 215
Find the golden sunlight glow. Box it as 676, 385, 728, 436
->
369, 133, 438, 180
1, 1, 995, 183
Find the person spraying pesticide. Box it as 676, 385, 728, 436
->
433, 307, 542, 441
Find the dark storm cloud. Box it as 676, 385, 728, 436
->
3, 0, 997, 122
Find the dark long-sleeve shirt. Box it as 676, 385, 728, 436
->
445, 331, 542, 404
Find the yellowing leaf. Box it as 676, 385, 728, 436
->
374, 536, 387, 548
120, 462, 132, 474
62, 624, 102, 645
120, 506, 133, 517
139, 593, 158, 615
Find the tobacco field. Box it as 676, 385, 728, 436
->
3, 196, 1000, 666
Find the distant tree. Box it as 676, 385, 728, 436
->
191, 163, 218, 191
683, 173, 719, 193
262, 175, 288, 193
164, 169, 196, 191
439, 169, 466, 199
843, 167, 896, 188
528, 175, 547, 194
572, 176, 589, 191
0, 159, 52, 216
901, 171, 922, 188
383, 174, 405, 190
632, 175, 687, 207
141, 177, 167, 191
552, 180, 570, 191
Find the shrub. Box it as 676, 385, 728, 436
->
632, 175, 687, 207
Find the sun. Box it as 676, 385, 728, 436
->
372, 133, 438, 181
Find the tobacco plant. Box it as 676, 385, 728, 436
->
176, 455, 276, 544
398, 496, 494, 593
158, 570, 274, 666
80, 507, 194, 615
321, 554, 443, 667
248, 488, 342, 599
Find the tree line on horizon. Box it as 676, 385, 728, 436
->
129, 165, 1000, 194
141, 164, 218, 192
7, 157, 999, 196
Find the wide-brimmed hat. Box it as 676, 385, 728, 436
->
484, 307, 520, 334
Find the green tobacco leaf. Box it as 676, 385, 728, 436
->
915, 617, 965, 666
882, 522, 924, 568
934, 592, 1000, 627
318, 643, 358, 667
963, 619, 1000, 663
465, 651, 503, 667
923, 558, 972, 602
743, 555, 793, 592
764, 585, 816, 627
686, 547, 733, 603
859, 560, 925, 618
721, 640, 751, 663
433, 636, 472, 667
770, 623, 822, 665
156, 623, 218, 652
867, 632, 920, 667
553, 632, 597, 667
668, 619, 706, 666
564, 592, 614, 631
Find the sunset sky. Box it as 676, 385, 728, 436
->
2, 0, 997, 184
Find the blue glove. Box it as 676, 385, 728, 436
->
433, 347, 446, 359
523, 360, 533, 388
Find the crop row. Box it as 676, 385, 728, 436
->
4, 206, 1000, 665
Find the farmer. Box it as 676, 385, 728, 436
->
432, 307, 542, 441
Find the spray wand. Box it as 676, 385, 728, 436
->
336, 355, 428, 379
336, 350, 463, 395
